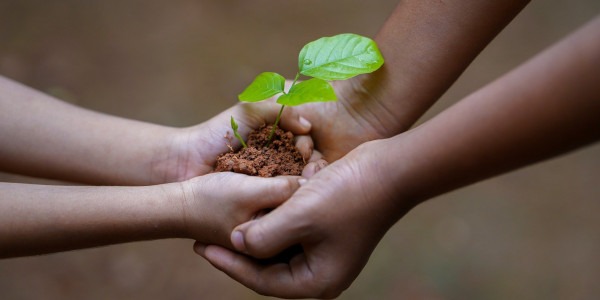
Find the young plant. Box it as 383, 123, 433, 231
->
230, 116, 247, 148
236, 33, 384, 144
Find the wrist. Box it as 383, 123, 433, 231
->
352, 137, 427, 224
147, 126, 197, 184
157, 181, 193, 239
333, 73, 414, 141
80, 117, 180, 186
377, 131, 451, 207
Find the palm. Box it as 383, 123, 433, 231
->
155, 101, 310, 182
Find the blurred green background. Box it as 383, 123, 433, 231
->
1, 1, 599, 299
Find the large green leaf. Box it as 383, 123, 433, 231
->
277, 78, 336, 106
299, 33, 384, 81
238, 72, 285, 102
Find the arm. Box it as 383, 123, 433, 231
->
296, 0, 530, 160
0, 76, 175, 185
196, 16, 600, 299
0, 173, 301, 258
0, 76, 311, 185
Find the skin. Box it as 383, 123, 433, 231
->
0, 173, 302, 258
0, 75, 313, 185
291, 0, 531, 162
195, 15, 600, 299
0, 66, 317, 257
0, 0, 529, 284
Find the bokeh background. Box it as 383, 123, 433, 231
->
1, 0, 599, 299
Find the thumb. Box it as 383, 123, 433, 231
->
231, 201, 307, 259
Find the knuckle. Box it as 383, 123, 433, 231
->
245, 226, 268, 255
277, 177, 297, 197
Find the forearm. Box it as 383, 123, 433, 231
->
349, 0, 530, 134
0, 182, 184, 258
385, 16, 600, 205
0, 76, 178, 185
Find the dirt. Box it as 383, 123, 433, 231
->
214, 124, 306, 177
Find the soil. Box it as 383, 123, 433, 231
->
214, 124, 306, 177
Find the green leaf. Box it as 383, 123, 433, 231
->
277, 78, 336, 106
230, 116, 238, 131
298, 33, 384, 81
238, 72, 285, 102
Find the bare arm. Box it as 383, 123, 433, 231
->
299, 0, 531, 160
197, 16, 600, 299
0, 76, 177, 185
386, 14, 600, 203
0, 76, 311, 185
0, 173, 300, 258
0, 182, 181, 258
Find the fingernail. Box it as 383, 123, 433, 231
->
298, 178, 307, 186
317, 160, 328, 169
299, 117, 311, 130
231, 230, 246, 252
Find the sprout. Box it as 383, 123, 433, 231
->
235, 33, 384, 145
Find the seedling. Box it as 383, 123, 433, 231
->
230, 116, 247, 148
235, 33, 384, 145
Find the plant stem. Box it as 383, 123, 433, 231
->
230, 116, 248, 148
266, 73, 300, 146
290, 72, 300, 87
234, 131, 248, 148
267, 104, 285, 145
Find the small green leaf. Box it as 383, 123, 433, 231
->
299, 33, 384, 81
238, 72, 285, 102
230, 116, 238, 131
230, 116, 247, 148
277, 78, 336, 106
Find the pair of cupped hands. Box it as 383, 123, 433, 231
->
163, 80, 407, 298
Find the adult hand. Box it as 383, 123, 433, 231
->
194, 139, 414, 298
274, 0, 531, 163
287, 78, 396, 162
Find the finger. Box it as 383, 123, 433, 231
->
198, 244, 316, 298
231, 199, 309, 258
279, 107, 311, 135
193, 241, 207, 256
302, 159, 328, 178
237, 175, 301, 208
308, 149, 323, 163
294, 135, 314, 162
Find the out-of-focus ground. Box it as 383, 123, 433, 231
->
1, 1, 599, 299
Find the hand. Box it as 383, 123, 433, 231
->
178, 172, 304, 249
194, 139, 415, 298
150, 75, 399, 183
289, 78, 399, 162
149, 100, 314, 183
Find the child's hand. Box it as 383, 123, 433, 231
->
177, 172, 303, 249
151, 100, 316, 183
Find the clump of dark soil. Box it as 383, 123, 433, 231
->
215, 124, 306, 177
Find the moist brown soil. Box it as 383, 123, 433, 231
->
214, 124, 306, 177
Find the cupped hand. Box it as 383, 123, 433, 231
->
291, 77, 401, 162
178, 172, 304, 249
149, 100, 315, 183
194, 139, 416, 299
